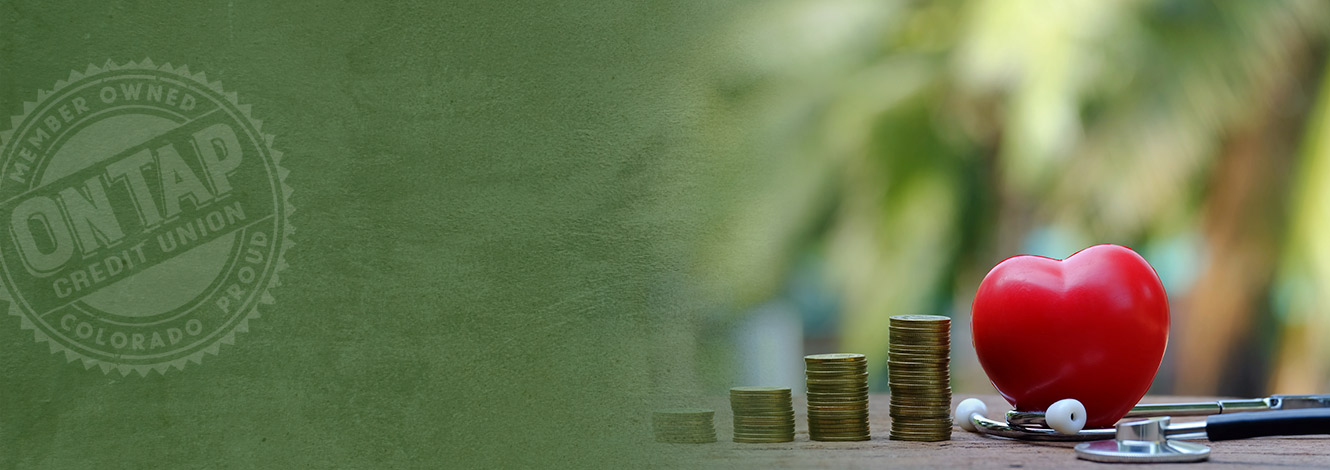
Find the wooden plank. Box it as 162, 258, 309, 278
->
684, 395, 1330, 469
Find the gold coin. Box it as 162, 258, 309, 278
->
889, 422, 951, 428
888, 370, 952, 378
888, 378, 949, 385
889, 325, 950, 332
805, 371, 868, 378
809, 411, 869, 417
806, 385, 869, 391
888, 332, 950, 339
809, 426, 870, 431
888, 401, 952, 408
889, 412, 952, 420
887, 375, 949, 382
731, 386, 790, 392
734, 421, 795, 426
733, 428, 796, 434
810, 428, 870, 435
806, 396, 870, 402
805, 353, 866, 361
808, 431, 872, 439
888, 380, 950, 387
808, 394, 870, 400
730, 400, 793, 406
805, 368, 868, 375
887, 368, 949, 375
809, 420, 870, 428
807, 372, 868, 380
887, 335, 949, 343
734, 412, 792, 420
890, 314, 950, 322
809, 428, 870, 434
888, 349, 947, 356
808, 403, 869, 409
806, 360, 869, 367
887, 354, 948, 361
888, 328, 950, 335
889, 435, 950, 440
807, 380, 869, 387
809, 403, 868, 410
806, 362, 869, 369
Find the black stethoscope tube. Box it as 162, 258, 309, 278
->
1204, 408, 1330, 441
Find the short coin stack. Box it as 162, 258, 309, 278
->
805, 353, 871, 441
887, 315, 952, 441
729, 387, 795, 443
652, 409, 717, 443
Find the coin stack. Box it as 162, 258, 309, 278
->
805, 353, 871, 441
887, 314, 952, 441
652, 409, 717, 443
730, 387, 795, 443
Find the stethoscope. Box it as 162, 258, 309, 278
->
955, 395, 1330, 462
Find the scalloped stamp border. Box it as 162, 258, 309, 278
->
0, 59, 293, 375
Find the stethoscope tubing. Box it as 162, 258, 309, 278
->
964, 395, 1330, 441
967, 412, 1114, 441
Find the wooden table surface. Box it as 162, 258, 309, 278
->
683, 394, 1330, 469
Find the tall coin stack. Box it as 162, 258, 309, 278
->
652, 409, 717, 443
730, 387, 796, 443
804, 353, 871, 441
887, 315, 952, 441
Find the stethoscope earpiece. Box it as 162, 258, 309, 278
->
1044, 398, 1088, 435
954, 398, 987, 433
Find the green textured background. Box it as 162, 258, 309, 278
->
0, 1, 727, 467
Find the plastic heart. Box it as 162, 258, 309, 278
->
971, 244, 1169, 428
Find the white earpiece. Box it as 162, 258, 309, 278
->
1044, 398, 1088, 435
955, 398, 989, 432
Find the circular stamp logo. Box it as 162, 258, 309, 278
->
0, 59, 293, 375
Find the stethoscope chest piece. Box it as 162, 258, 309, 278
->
1074, 439, 1210, 463
1073, 417, 1210, 463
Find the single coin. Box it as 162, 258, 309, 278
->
806, 363, 870, 369
734, 417, 797, 424
808, 414, 870, 422
805, 353, 867, 362
809, 428, 870, 434
890, 314, 950, 322
888, 402, 953, 409
806, 395, 870, 402
810, 436, 871, 442
731, 386, 791, 392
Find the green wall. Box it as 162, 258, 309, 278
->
0, 1, 730, 467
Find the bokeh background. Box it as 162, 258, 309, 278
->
6, 1, 1330, 468
664, 0, 1330, 401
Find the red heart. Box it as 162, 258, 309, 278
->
971, 244, 1169, 428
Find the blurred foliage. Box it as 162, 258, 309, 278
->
689, 0, 1330, 396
